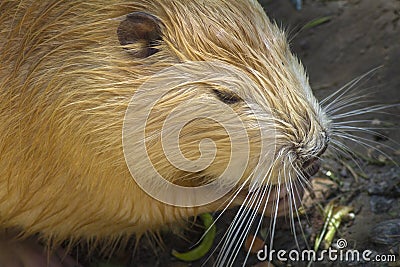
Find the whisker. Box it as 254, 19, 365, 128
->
285, 163, 300, 249
322, 86, 382, 112
333, 131, 396, 154
288, 167, 310, 250
332, 119, 386, 125
218, 157, 281, 266
290, 163, 316, 249
332, 133, 398, 166
325, 98, 374, 116
219, 191, 265, 265
323, 84, 381, 114
321, 66, 381, 107
217, 157, 283, 266
329, 139, 365, 172
330, 104, 399, 120
332, 126, 400, 146
215, 178, 267, 264
203, 186, 255, 265
266, 172, 281, 256
240, 185, 270, 266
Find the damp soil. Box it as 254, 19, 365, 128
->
91, 1, 400, 266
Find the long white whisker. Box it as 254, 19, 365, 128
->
287, 166, 310, 250
218, 155, 284, 266
333, 133, 398, 166
292, 174, 311, 249
215, 164, 274, 265
332, 119, 387, 125
329, 140, 365, 172
325, 98, 374, 116
267, 171, 281, 255
323, 84, 381, 114
240, 185, 270, 266
285, 162, 300, 249
321, 66, 381, 107
330, 104, 399, 120
332, 126, 400, 146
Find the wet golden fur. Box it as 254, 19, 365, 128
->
0, 0, 329, 251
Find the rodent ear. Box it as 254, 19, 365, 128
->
117, 12, 162, 58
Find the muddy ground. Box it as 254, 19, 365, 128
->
92, 1, 400, 266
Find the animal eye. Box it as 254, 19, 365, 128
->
212, 89, 241, 104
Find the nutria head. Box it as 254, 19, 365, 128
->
0, 0, 330, 259
117, 1, 331, 206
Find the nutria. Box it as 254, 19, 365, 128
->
0, 0, 330, 265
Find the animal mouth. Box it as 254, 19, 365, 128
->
302, 159, 321, 178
